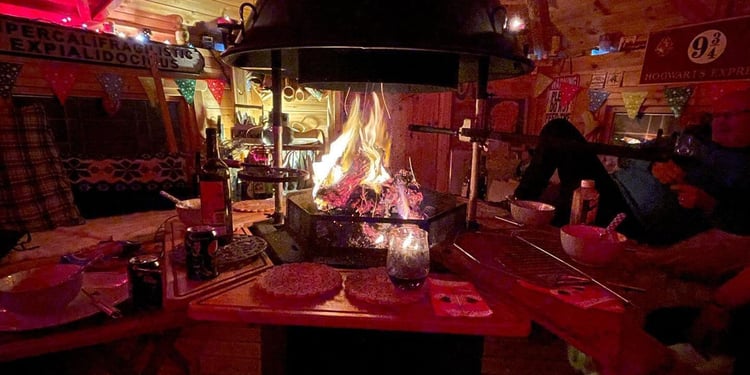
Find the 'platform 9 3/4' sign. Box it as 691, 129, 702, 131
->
640, 16, 749, 84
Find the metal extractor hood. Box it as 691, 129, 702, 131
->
221, 0, 534, 91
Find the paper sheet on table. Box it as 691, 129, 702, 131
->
517, 279, 624, 313
429, 279, 493, 317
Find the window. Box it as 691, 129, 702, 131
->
11, 96, 182, 157
610, 112, 677, 146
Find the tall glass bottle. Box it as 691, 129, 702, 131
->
570, 179, 599, 225
200, 127, 233, 244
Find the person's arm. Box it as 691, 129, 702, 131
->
690, 267, 750, 355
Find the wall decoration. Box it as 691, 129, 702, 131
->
43, 63, 78, 105
559, 82, 583, 108
0, 62, 22, 97
138, 77, 158, 108
641, 16, 750, 84
545, 75, 580, 123
206, 79, 226, 105
622, 91, 648, 120
175, 79, 196, 105
664, 86, 694, 118
588, 90, 610, 113
605, 71, 623, 88
533, 73, 554, 97
589, 72, 607, 89
489, 98, 527, 134
0, 14, 204, 74
97, 73, 124, 116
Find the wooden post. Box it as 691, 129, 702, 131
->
148, 52, 178, 154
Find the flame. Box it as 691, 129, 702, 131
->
312, 92, 392, 208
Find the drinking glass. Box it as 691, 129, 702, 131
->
386, 225, 430, 290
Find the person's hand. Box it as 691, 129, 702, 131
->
689, 303, 732, 356
671, 184, 717, 212
651, 160, 686, 185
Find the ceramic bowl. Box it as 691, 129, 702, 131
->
510, 200, 556, 226
560, 224, 626, 267
0, 264, 84, 315
176, 198, 203, 227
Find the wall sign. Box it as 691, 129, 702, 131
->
640, 16, 750, 84
0, 15, 204, 74
545, 75, 580, 123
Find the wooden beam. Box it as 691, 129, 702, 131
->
526, 0, 552, 58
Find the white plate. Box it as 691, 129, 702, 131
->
0, 271, 129, 332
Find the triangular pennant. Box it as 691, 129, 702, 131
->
175, 78, 196, 105
588, 89, 610, 113
102, 96, 121, 116
138, 77, 158, 108
622, 91, 648, 119
559, 82, 583, 107
534, 73, 554, 97
97, 73, 124, 101
206, 79, 226, 105
664, 86, 693, 118
0, 62, 23, 97
43, 63, 78, 105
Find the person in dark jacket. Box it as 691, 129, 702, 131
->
513, 89, 750, 246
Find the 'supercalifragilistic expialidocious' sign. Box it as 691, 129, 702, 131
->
0, 15, 204, 74
640, 16, 750, 84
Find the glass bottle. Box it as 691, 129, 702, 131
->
199, 127, 233, 244
570, 179, 599, 225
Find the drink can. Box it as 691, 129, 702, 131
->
128, 254, 162, 309
185, 225, 219, 280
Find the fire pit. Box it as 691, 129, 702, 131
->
255, 189, 465, 268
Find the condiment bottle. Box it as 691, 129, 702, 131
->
199, 127, 233, 244
570, 179, 599, 225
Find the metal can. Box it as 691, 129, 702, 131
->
185, 225, 219, 280
128, 254, 162, 309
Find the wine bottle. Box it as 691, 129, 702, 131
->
199, 127, 233, 244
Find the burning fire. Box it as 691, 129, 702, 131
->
312, 92, 423, 219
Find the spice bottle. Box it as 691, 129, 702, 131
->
570, 179, 599, 225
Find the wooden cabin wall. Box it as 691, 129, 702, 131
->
0, 48, 234, 155
390, 48, 750, 193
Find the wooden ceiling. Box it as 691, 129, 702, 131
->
2, 0, 749, 58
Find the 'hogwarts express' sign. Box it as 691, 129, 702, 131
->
640, 16, 750, 84
0, 15, 204, 74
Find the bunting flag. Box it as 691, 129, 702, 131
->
206, 79, 226, 105
0, 62, 22, 97
703, 82, 749, 104
664, 86, 693, 118
534, 73, 554, 97
97, 73, 124, 116
138, 77, 158, 108
622, 91, 648, 119
588, 89, 610, 113
175, 78, 196, 104
43, 63, 78, 105
559, 82, 583, 108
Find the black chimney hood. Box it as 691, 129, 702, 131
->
222, 0, 534, 91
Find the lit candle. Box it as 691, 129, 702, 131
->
386, 225, 430, 290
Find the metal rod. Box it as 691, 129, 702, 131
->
467, 56, 489, 229
271, 50, 284, 225
512, 234, 631, 305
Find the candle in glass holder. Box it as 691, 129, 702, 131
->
386, 225, 430, 290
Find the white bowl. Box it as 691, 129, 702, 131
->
0, 264, 84, 315
560, 224, 626, 267
510, 200, 556, 226
176, 198, 203, 227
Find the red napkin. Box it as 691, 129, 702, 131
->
517, 280, 624, 313
429, 279, 493, 318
